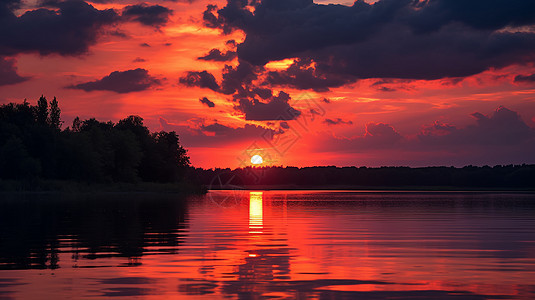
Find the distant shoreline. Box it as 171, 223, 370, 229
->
194, 165, 535, 191
207, 185, 535, 192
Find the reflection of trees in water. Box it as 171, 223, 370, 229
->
0, 194, 189, 270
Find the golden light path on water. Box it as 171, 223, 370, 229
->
249, 192, 264, 234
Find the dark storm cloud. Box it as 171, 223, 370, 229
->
252, 87, 271, 99
219, 61, 260, 95
199, 97, 215, 108
324, 118, 353, 126
179, 71, 220, 92
181, 60, 302, 121
203, 0, 535, 86
68, 68, 161, 93
0, 0, 118, 56
202, 4, 222, 29
0, 57, 28, 86
265, 58, 352, 92
198, 48, 237, 61
408, 0, 535, 32
122, 3, 173, 28
314, 26, 535, 80
235, 91, 301, 121
514, 74, 535, 83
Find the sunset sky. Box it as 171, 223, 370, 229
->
1, 0, 535, 168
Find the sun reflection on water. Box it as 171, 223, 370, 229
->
249, 191, 263, 234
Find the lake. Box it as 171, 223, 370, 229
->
1, 190, 535, 299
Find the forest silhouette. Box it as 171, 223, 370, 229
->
1, 96, 534, 191
0, 97, 190, 186
193, 165, 535, 190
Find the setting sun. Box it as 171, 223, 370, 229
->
1, 0, 534, 299
251, 154, 263, 165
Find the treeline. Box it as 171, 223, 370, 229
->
0, 97, 190, 184
192, 165, 535, 189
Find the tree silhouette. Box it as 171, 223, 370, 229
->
72, 116, 81, 132
0, 97, 191, 186
36, 95, 48, 126
48, 97, 61, 130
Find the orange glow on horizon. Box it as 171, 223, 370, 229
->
2, 0, 535, 169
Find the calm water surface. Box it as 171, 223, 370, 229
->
1, 190, 535, 299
